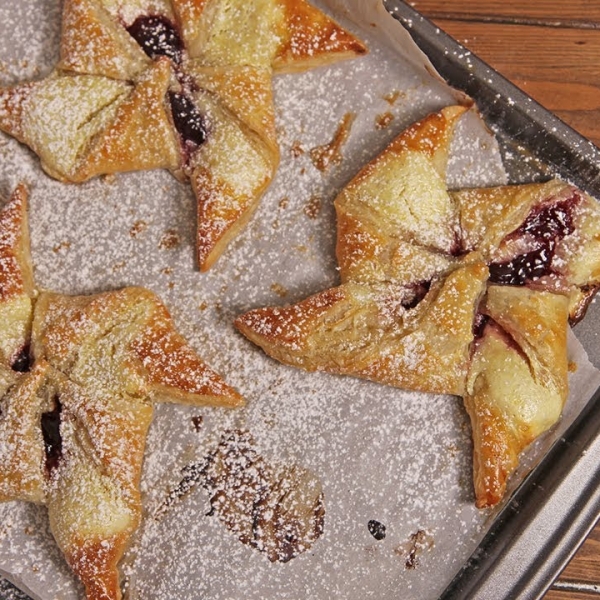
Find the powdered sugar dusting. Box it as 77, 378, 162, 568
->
0, 1, 598, 600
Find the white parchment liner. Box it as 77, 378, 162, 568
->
0, 1, 599, 599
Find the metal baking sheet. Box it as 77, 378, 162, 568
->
1, 1, 600, 599
382, 1, 600, 598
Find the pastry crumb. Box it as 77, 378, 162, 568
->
309, 112, 355, 172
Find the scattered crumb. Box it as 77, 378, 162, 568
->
309, 112, 356, 172
130, 220, 148, 238
291, 141, 305, 157
271, 283, 288, 298
102, 174, 117, 185
367, 520, 386, 540
384, 90, 403, 105
279, 197, 289, 209
375, 112, 394, 130
159, 230, 181, 250
52, 241, 71, 254
395, 529, 435, 569
304, 195, 321, 219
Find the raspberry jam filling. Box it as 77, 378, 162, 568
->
126, 15, 208, 159
11, 344, 31, 372
472, 312, 490, 340
127, 15, 184, 64
489, 193, 579, 285
168, 91, 208, 155
402, 280, 431, 310
41, 398, 63, 475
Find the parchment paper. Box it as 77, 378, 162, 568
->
0, 1, 599, 599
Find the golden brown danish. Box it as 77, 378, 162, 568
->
0, 185, 243, 599
236, 106, 600, 508
0, 0, 367, 270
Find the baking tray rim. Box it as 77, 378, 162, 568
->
382, 2, 600, 599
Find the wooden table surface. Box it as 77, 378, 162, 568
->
409, 1, 600, 598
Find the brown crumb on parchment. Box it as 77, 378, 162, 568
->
375, 112, 395, 130
130, 220, 148, 238
291, 141, 305, 157
394, 529, 434, 569
159, 229, 180, 250
304, 195, 321, 219
191, 416, 203, 432
53, 241, 71, 254
384, 90, 403, 105
271, 283, 288, 298
309, 112, 355, 172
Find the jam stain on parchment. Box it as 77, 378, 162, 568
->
367, 519, 386, 541
158, 429, 325, 563
394, 529, 434, 569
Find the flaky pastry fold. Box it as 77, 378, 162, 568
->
0, 0, 367, 270
236, 106, 600, 508
0, 185, 242, 599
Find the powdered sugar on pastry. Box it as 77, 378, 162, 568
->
1, 1, 599, 600
0, 185, 242, 600
236, 106, 600, 508
0, 0, 367, 271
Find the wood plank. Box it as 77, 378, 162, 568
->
432, 21, 600, 85
410, 0, 600, 26
557, 526, 600, 583
429, 20, 600, 145
546, 591, 600, 600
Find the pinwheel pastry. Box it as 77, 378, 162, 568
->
0, 185, 243, 600
0, 0, 366, 271
236, 105, 600, 508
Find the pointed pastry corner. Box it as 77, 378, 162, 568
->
0, 82, 35, 142
130, 293, 244, 408
465, 297, 567, 508
193, 155, 274, 272
234, 286, 348, 370
395, 104, 468, 159
63, 536, 125, 600
0, 362, 50, 505
1, 181, 29, 240
59, 0, 150, 80
0, 183, 35, 368
273, 0, 368, 73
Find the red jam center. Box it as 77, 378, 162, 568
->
127, 15, 184, 64
41, 398, 63, 475
489, 194, 579, 285
168, 91, 207, 151
11, 344, 31, 372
